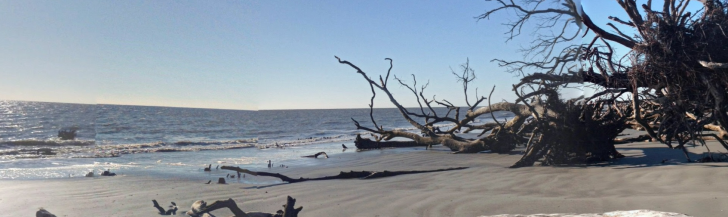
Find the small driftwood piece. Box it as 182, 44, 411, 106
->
302, 152, 328, 158
36, 208, 57, 217
152, 200, 177, 215
280, 196, 303, 217
614, 134, 652, 144
186, 196, 302, 217
354, 135, 424, 150
222, 166, 467, 183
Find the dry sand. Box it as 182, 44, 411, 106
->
1, 140, 727, 217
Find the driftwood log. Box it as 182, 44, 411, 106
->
301, 152, 328, 158
222, 166, 467, 183
354, 135, 424, 149
185, 196, 301, 217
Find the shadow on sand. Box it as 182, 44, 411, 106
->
242, 183, 289, 189
604, 145, 727, 169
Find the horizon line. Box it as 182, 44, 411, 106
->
1, 99, 468, 111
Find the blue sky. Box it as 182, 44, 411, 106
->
0, 0, 695, 110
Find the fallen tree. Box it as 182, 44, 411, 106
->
337, 0, 728, 167
221, 166, 467, 183
337, 56, 629, 167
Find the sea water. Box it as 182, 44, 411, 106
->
0, 100, 513, 180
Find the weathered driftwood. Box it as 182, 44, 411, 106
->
699, 60, 728, 69
704, 124, 728, 139
222, 166, 467, 183
354, 134, 424, 149
152, 200, 177, 215
185, 196, 302, 217
301, 152, 328, 158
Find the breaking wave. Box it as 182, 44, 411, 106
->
0, 138, 258, 159
257, 134, 354, 149
0, 139, 96, 147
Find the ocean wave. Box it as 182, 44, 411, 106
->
173, 138, 257, 146
257, 134, 354, 149
0, 138, 258, 159
0, 139, 95, 147
321, 120, 345, 125
257, 129, 287, 135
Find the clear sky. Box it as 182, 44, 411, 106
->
0, 0, 694, 110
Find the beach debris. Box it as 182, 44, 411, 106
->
204, 164, 212, 172
222, 166, 468, 183
101, 169, 116, 176
217, 177, 226, 184
36, 208, 57, 217
215, 165, 219, 170
302, 152, 328, 158
57, 126, 78, 140
152, 200, 177, 215
205, 180, 211, 184
185, 196, 302, 217
85, 171, 94, 177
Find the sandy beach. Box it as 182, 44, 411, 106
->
1, 140, 727, 217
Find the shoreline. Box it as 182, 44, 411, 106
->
1, 140, 727, 216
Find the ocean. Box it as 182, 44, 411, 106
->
0, 100, 512, 180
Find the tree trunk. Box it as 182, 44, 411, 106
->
354, 135, 424, 149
